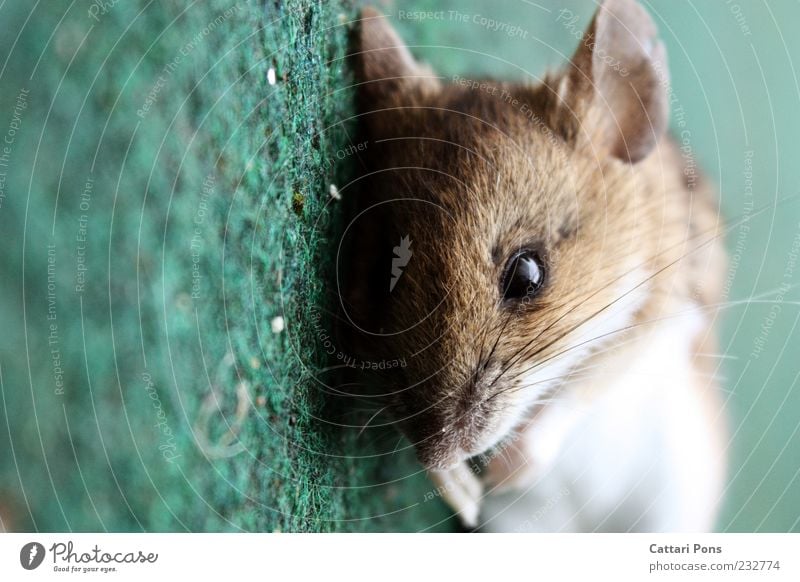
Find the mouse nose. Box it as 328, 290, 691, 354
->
433, 449, 468, 470
416, 440, 468, 470
414, 415, 483, 469
403, 372, 494, 468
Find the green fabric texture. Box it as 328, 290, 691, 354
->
0, 0, 452, 532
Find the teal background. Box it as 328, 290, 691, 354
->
0, 0, 797, 532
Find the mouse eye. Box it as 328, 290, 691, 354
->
500, 249, 545, 302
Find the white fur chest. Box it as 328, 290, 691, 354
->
479, 307, 725, 532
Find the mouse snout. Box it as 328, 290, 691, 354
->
405, 376, 495, 470
414, 425, 475, 470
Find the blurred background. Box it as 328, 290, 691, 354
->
0, 0, 798, 532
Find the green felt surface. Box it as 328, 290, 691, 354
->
0, 0, 452, 532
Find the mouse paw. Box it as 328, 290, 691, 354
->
428, 462, 483, 528
485, 459, 538, 494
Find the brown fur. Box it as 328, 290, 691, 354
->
344, 2, 725, 471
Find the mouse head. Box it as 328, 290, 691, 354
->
348, 0, 673, 469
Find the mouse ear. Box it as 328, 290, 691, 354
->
355, 8, 440, 111
554, 0, 669, 163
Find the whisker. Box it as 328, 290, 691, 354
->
357, 405, 390, 437
494, 203, 772, 387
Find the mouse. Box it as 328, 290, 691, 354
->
342, 0, 727, 531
